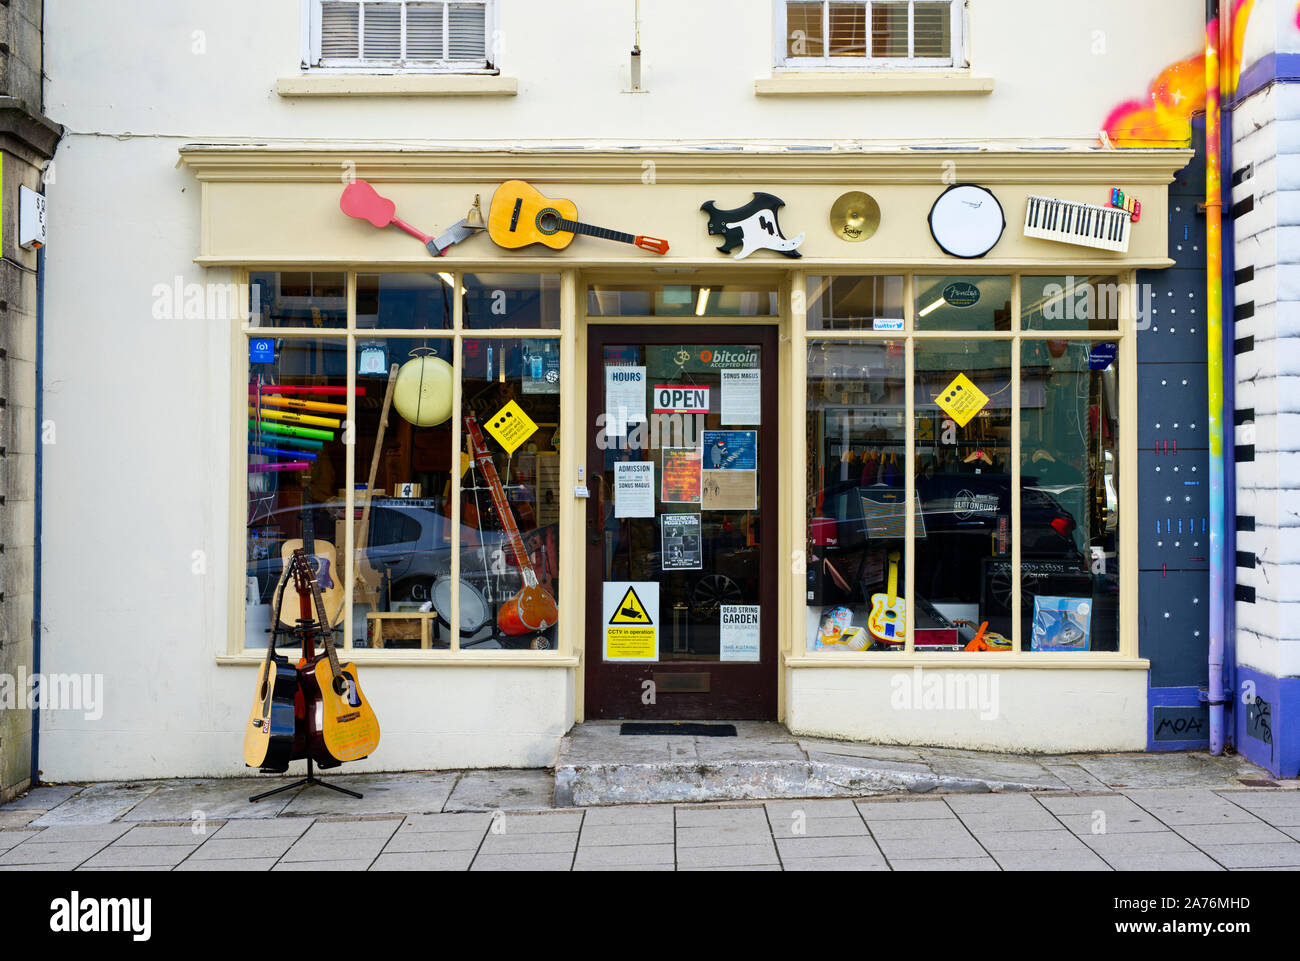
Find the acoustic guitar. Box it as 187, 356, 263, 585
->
487, 180, 669, 254
867, 550, 906, 644
291, 548, 381, 766
465, 414, 559, 637
241, 570, 298, 773
277, 480, 344, 628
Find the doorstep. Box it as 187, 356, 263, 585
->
552, 722, 1275, 807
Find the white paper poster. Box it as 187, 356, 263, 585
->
605, 366, 647, 437
720, 604, 760, 662
614, 461, 655, 518
721, 368, 761, 425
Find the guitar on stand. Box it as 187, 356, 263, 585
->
242, 569, 297, 773
465, 414, 558, 647
249, 549, 377, 802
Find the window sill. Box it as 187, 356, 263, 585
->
784, 654, 1148, 669
218, 651, 577, 667
276, 73, 518, 98
755, 72, 994, 97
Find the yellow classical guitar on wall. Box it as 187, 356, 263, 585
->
487, 180, 669, 253
867, 551, 906, 645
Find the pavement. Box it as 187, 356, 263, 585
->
1, 745, 1298, 870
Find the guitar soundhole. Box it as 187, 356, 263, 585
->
536, 209, 560, 235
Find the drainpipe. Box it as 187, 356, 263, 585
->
29, 243, 43, 785
1205, 0, 1228, 755
1219, 0, 1238, 752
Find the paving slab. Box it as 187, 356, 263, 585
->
578, 805, 676, 827
974, 830, 1090, 853
1197, 842, 1300, 868
188, 836, 299, 860
889, 857, 1001, 871
117, 824, 216, 846
572, 843, 676, 868
126, 778, 295, 821
3, 784, 82, 810
876, 834, 986, 860
857, 799, 956, 820
675, 843, 778, 868
992, 848, 1111, 871
1074, 753, 1259, 789
471, 853, 574, 871
1170, 822, 1293, 845
781, 856, 891, 871
212, 818, 314, 840
30, 781, 158, 825
0, 810, 38, 828
0, 829, 42, 851
770, 816, 870, 838
382, 829, 484, 853
273, 859, 371, 871
279, 773, 456, 817
371, 851, 475, 870
476, 832, 578, 856
1081, 831, 1200, 855
445, 770, 554, 811
281, 836, 391, 862
868, 818, 978, 841
15, 823, 132, 844
175, 858, 281, 871
578, 823, 675, 846
0, 839, 109, 865
775, 835, 883, 860
79, 844, 199, 868
1099, 851, 1226, 871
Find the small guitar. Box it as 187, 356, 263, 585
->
867, 550, 906, 644
291, 548, 381, 766
488, 180, 669, 254
242, 572, 298, 773
277, 480, 344, 628
465, 414, 559, 637
340, 179, 483, 257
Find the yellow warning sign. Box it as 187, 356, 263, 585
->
610, 586, 653, 625
935, 373, 989, 428
484, 400, 538, 454
605, 626, 656, 659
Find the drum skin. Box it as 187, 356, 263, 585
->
393, 354, 453, 427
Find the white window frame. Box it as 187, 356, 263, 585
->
302, 0, 498, 74
773, 0, 968, 71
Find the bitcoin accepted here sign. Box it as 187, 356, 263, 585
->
935, 373, 990, 428
603, 582, 659, 661
484, 400, 539, 454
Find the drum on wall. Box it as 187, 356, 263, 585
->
432, 575, 491, 635
393, 347, 454, 427
927, 184, 1006, 259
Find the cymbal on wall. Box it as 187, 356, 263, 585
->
829, 191, 881, 242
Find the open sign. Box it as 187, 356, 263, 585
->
653, 385, 710, 413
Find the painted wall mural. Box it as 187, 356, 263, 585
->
1102, 0, 1261, 146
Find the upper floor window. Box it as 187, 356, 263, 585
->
306, 0, 496, 72
776, 0, 965, 69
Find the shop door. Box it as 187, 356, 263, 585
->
584, 326, 778, 719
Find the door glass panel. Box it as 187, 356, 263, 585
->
598, 342, 763, 662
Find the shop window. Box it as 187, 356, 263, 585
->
806, 339, 908, 650
1018, 339, 1120, 652
806, 275, 904, 330
250, 271, 347, 328
460, 338, 561, 650
243, 271, 560, 655
587, 283, 779, 317
309, 0, 495, 72
914, 274, 1011, 332
247, 336, 352, 651
778, 0, 963, 68
912, 340, 1014, 651
463, 273, 560, 329
356, 273, 453, 329
1021, 274, 1123, 331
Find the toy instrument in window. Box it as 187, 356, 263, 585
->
1023, 196, 1131, 253
464, 413, 559, 636
487, 180, 669, 254
867, 550, 906, 644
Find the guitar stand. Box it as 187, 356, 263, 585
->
249, 757, 364, 803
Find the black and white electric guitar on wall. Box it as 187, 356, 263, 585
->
701, 193, 804, 259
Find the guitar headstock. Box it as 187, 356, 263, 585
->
289, 548, 315, 597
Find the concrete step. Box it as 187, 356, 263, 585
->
554, 721, 1081, 807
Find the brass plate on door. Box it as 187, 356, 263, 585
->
654, 673, 710, 693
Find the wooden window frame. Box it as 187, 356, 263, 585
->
773, 0, 969, 71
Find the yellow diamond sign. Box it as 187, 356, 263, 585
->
935, 373, 989, 428
484, 400, 538, 454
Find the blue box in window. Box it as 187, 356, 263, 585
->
1030, 596, 1092, 651
250, 338, 275, 364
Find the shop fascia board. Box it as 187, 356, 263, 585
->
178, 145, 1193, 187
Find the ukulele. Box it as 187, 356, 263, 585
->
867, 550, 906, 644
277, 480, 344, 628
487, 180, 669, 254
464, 414, 559, 636
290, 548, 381, 766
242, 571, 298, 773
340, 179, 483, 257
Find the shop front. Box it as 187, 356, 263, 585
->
185, 145, 1191, 771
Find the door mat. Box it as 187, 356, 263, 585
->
619, 722, 738, 737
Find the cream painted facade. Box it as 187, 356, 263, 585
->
35, 0, 1203, 780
